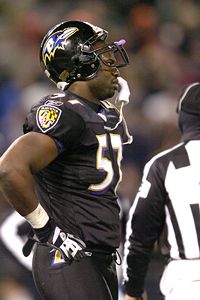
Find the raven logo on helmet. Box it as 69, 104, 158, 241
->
42, 27, 79, 66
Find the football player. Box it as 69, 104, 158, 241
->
0, 20, 132, 300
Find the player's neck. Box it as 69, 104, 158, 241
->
68, 82, 100, 104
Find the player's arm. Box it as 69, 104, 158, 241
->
0, 131, 58, 216
0, 111, 87, 263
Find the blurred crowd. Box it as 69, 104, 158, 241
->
0, 0, 200, 299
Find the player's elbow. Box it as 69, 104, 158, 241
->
0, 157, 19, 188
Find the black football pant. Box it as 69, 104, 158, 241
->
32, 244, 118, 300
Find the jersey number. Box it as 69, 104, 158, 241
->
88, 134, 122, 193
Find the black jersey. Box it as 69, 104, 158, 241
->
23, 91, 132, 250
123, 138, 200, 296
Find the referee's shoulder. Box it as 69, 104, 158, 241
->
144, 142, 184, 171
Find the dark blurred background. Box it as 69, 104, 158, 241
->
0, 0, 200, 299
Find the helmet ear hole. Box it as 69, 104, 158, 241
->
78, 52, 97, 64
72, 54, 92, 64
79, 54, 90, 63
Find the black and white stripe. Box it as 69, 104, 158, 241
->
123, 140, 200, 293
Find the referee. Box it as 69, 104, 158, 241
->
123, 82, 200, 300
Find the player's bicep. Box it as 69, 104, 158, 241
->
0, 132, 59, 173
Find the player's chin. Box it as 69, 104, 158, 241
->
101, 84, 116, 99
111, 84, 119, 96
113, 82, 119, 91
100, 89, 115, 100
107, 88, 116, 99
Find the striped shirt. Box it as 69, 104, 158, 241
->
123, 139, 200, 296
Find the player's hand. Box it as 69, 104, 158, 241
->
52, 230, 87, 264
34, 218, 54, 242
23, 218, 54, 257
115, 76, 130, 107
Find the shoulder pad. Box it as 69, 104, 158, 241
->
43, 93, 66, 106
65, 99, 103, 124
66, 99, 84, 106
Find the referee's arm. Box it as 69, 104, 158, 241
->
123, 158, 166, 298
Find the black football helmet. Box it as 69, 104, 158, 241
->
40, 20, 129, 89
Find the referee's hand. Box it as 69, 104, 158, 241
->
124, 291, 148, 300
124, 296, 142, 300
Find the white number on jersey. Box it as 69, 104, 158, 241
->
88, 133, 122, 193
